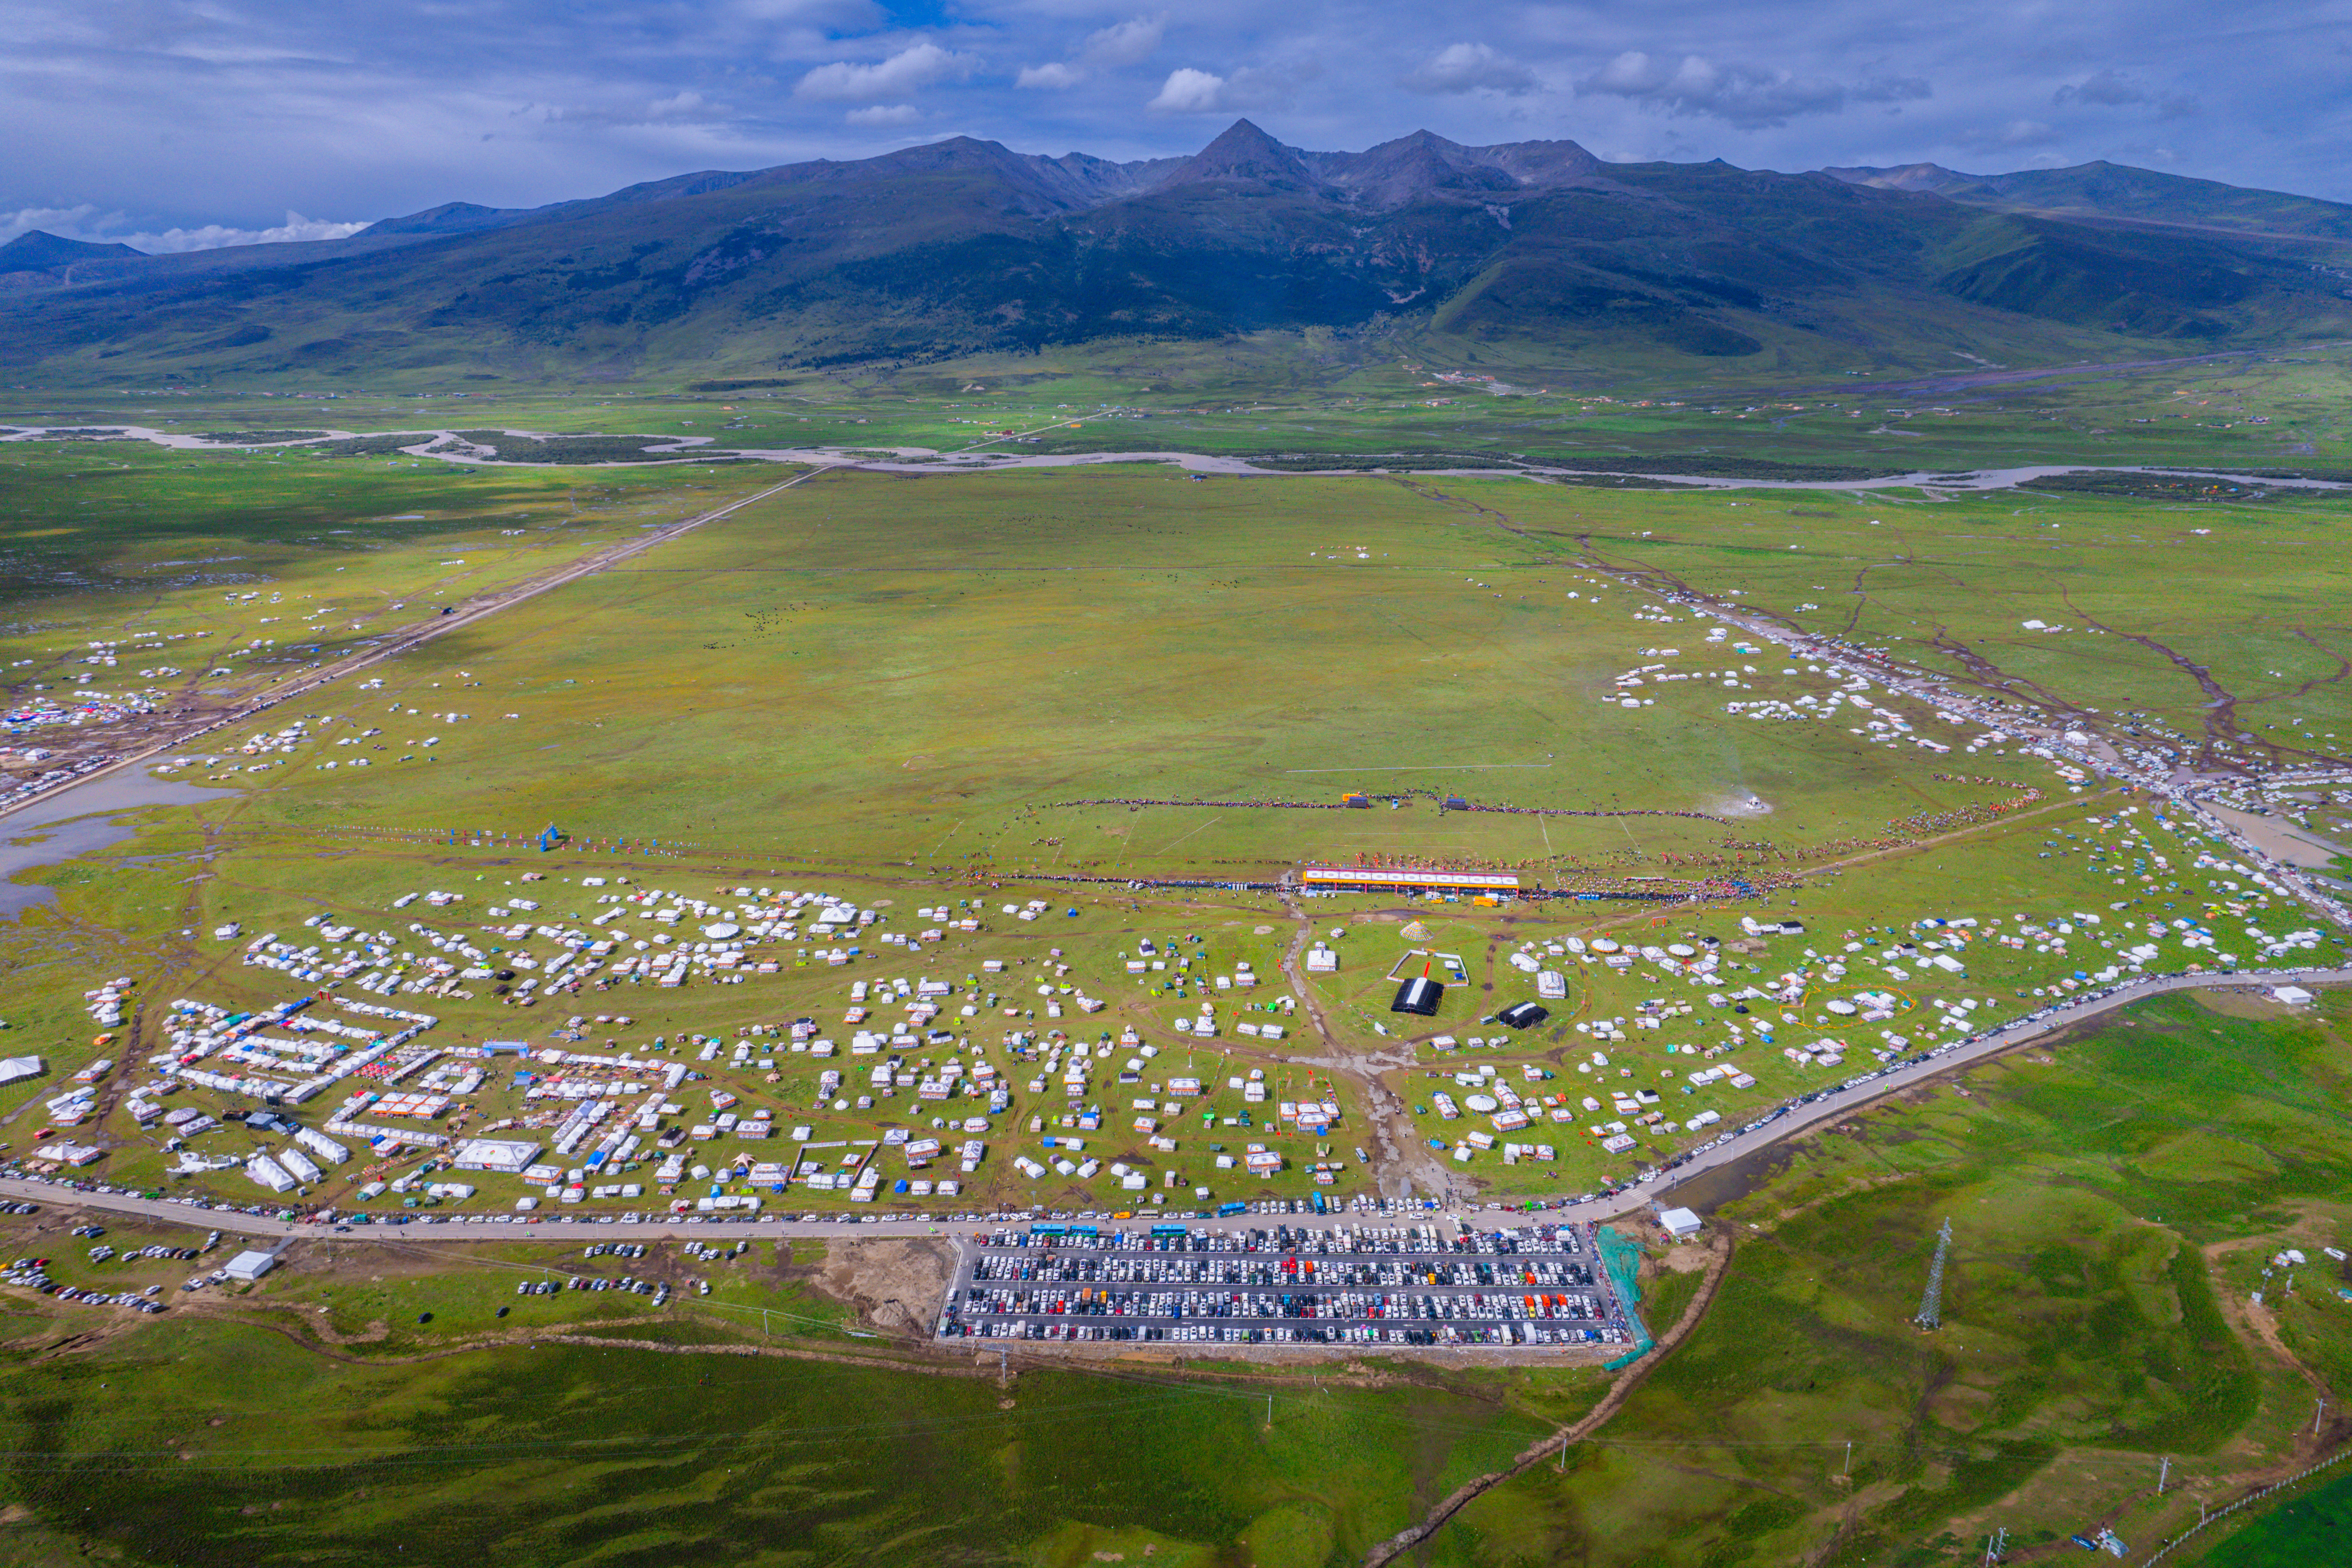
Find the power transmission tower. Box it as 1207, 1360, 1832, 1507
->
1916, 1217, 1953, 1330
1981, 1525, 2007, 1565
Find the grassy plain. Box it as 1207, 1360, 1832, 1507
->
1421, 989, 2352, 1565
0, 990, 2339, 1565
0, 358, 2349, 1562
0, 1306, 1569, 1568
3, 449, 2344, 1215
0, 432, 781, 706
5, 333, 2350, 483
156, 464, 2352, 858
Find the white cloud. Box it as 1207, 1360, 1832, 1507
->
124, 212, 373, 253
1584, 51, 1849, 128
845, 103, 921, 126
549, 89, 732, 126
1145, 63, 1295, 115
1079, 16, 1165, 68
1402, 43, 1535, 96
1148, 67, 1228, 114
2055, 69, 2146, 108
1018, 16, 1164, 91
1016, 61, 1086, 90
0, 207, 371, 254
795, 41, 973, 103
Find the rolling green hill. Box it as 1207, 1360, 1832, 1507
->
4, 121, 2348, 388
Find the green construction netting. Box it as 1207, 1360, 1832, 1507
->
1597, 1223, 1653, 1370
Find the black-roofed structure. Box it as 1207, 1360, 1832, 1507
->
1391, 976, 1443, 1015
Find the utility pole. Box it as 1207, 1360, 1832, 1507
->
2317, 1398, 2328, 1435
2157, 1456, 2170, 1495
1843, 1440, 1853, 1477
1981, 1525, 2007, 1565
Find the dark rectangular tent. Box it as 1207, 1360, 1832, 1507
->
1391, 976, 1443, 1015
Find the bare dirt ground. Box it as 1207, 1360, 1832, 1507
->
2205, 803, 2351, 870
814, 1237, 957, 1336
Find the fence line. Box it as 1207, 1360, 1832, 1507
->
2142, 1444, 2350, 1564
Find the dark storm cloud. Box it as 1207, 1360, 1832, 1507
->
3, 0, 2345, 248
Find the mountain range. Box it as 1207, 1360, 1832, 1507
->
4, 120, 2349, 386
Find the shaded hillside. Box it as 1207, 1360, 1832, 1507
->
1825, 160, 2352, 241
0, 230, 146, 293
3, 124, 2348, 386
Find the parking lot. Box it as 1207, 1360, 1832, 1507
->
939, 1220, 1634, 1347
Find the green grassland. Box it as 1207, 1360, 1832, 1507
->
0, 348, 2350, 1564
175, 463, 2352, 861
0, 988, 2339, 1567
1574, 483, 2352, 767
1418, 989, 2352, 1566
0, 1304, 1572, 1568
2203, 1470, 2352, 1565
3, 457, 2343, 1216
0, 433, 784, 710
5, 334, 2351, 488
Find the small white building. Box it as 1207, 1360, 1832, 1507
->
223, 1250, 276, 1282
1658, 1206, 1703, 1239
451, 1137, 544, 1173
2271, 985, 2315, 1007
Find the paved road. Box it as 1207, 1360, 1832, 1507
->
9, 966, 2339, 1248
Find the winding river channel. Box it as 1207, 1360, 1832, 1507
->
3, 424, 2342, 495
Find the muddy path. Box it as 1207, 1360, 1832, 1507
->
1276, 890, 1459, 1201
2058, 589, 2352, 773
1925, 628, 2089, 716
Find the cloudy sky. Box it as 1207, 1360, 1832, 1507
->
6, 0, 2349, 251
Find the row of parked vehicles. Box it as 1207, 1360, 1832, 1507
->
977, 1223, 1588, 1258
973, 1254, 1594, 1289
958, 1285, 1610, 1325
950, 1319, 1616, 1346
